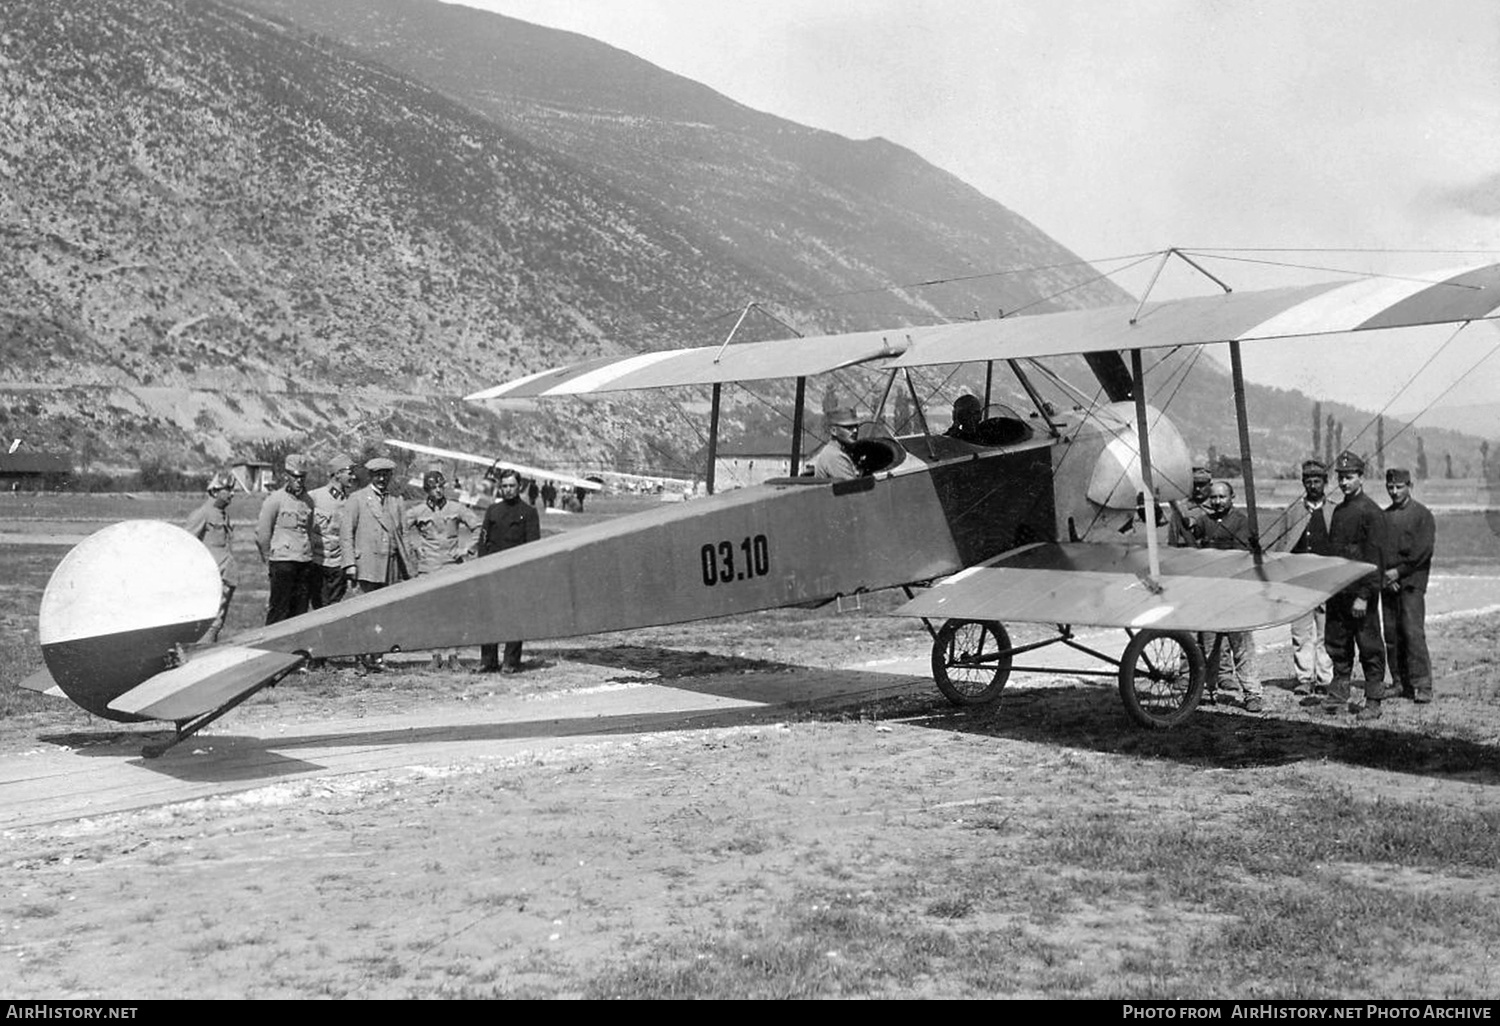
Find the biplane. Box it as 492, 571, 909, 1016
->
384, 438, 691, 502
21, 258, 1500, 756
385, 438, 604, 496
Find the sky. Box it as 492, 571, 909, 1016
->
454, 0, 1500, 423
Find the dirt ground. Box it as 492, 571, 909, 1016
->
4, 581, 1500, 999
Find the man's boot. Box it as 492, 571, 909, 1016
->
1322, 679, 1350, 714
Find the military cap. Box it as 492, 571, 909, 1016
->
1191, 466, 1213, 485
327, 452, 355, 472
205, 470, 235, 493
1386, 467, 1412, 485
1300, 458, 1327, 480
826, 407, 861, 427
365, 456, 396, 473
422, 469, 446, 488
1333, 450, 1366, 474
953, 394, 982, 415
283, 453, 310, 476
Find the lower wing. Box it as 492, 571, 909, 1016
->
895, 542, 1372, 633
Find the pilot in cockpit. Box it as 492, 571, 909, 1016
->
944, 394, 984, 443
809, 407, 862, 480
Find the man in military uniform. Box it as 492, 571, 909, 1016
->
1321, 451, 1387, 719
307, 454, 357, 611
1380, 468, 1435, 703
1264, 458, 1336, 694
1189, 480, 1264, 712
254, 453, 315, 625
476, 468, 540, 673
809, 407, 861, 480
407, 468, 482, 670
944, 394, 984, 443
184, 470, 239, 642
1168, 466, 1214, 547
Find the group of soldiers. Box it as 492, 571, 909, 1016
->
1171, 451, 1435, 720
183, 454, 541, 673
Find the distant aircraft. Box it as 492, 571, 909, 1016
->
384, 439, 603, 493
22, 258, 1500, 755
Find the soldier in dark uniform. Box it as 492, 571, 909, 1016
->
1168, 466, 1214, 547
1380, 468, 1435, 703
1321, 451, 1387, 719
475, 467, 541, 673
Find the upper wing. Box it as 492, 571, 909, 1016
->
895, 542, 1373, 632
466, 263, 1500, 399
385, 439, 603, 491
465, 331, 907, 399
891, 262, 1500, 367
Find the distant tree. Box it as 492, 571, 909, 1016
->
893, 390, 911, 434
1445, 453, 1454, 479
1311, 401, 1321, 456
1375, 417, 1385, 472
1482, 441, 1492, 483
1207, 443, 1218, 468
136, 456, 192, 492
1325, 414, 1336, 466
1416, 436, 1429, 480
1209, 453, 1243, 478
247, 437, 309, 475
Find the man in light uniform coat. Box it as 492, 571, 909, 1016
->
307, 453, 357, 610
408, 468, 481, 670
1263, 458, 1337, 695
184, 470, 239, 641
255, 453, 315, 625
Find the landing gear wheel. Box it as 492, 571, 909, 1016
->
931, 619, 1012, 706
1118, 629, 1205, 729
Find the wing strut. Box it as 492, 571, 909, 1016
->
706, 382, 722, 495
1228, 339, 1263, 559
790, 377, 807, 476
1129, 349, 1163, 586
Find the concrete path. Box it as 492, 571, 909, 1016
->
0, 666, 928, 831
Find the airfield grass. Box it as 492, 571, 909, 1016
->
571, 794, 1500, 999
4, 493, 1500, 998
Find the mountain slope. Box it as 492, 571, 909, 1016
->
235, 0, 1124, 328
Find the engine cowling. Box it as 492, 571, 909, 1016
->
1085, 403, 1193, 510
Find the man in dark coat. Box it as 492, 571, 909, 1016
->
1189, 480, 1264, 712
1380, 468, 1435, 703
1322, 451, 1387, 719
475, 468, 540, 673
